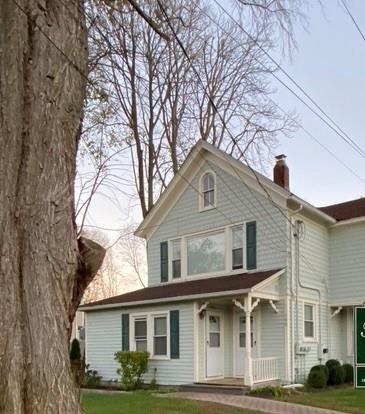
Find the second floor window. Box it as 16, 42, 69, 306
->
202, 172, 215, 209
171, 239, 181, 279
232, 225, 243, 270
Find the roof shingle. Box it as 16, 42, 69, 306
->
80, 269, 282, 309
319, 198, 365, 221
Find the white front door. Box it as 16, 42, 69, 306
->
234, 313, 256, 377
206, 311, 224, 378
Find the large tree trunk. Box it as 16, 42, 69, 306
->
0, 1, 104, 413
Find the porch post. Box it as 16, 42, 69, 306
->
244, 295, 253, 386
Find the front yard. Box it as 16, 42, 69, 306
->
82, 391, 262, 414
275, 387, 365, 414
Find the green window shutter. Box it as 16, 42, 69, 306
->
246, 221, 257, 270
170, 310, 180, 359
121, 314, 129, 351
160, 241, 168, 282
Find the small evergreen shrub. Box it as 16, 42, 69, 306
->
115, 351, 149, 390
342, 363, 354, 383
325, 359, 341, 370
310, 365, 329, 381
249, 386, 293, 398
328, 365, 345, 385
325, 359, 341, 385
84, 364, 102, 387
70, 338, 81, 361
307, 369, 327, 389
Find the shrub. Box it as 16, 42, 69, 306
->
310, 365, 329, 381
249, 386, 293, 398
325, 359, 341, 370
328, 365, 345, 385
115, 351, 149, 390
342, 364, 354, 383
70, 338, 81, 361
307, 369, 327, 389
325, 359, 341, 385
84, 364, 102, 387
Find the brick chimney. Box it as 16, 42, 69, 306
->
273, 154, 289, 190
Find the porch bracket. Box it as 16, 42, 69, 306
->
251, 298, 260, 312
269, 300, 279, 313
232, 299, 245, 311
331, 306, 342, 318
197, 301, 209, 315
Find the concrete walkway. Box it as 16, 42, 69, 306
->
167, 392, 347, 414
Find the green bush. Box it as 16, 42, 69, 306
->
84, 364, 102, 387
328, 365, 345, 385
115, 351, 149, 390
325, 359, 341, 370
307, 369, 327, 389
70, 338, 81, 361
249, 386, 293, 398
310, 365, 329, 381
342, 363, 354, 383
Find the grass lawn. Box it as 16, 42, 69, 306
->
82, 391, 263, 414
275, 387, 365, 414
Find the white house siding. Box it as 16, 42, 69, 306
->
328, 222, 365, 304
85, 302, 194, 385
147, 160, 288, 287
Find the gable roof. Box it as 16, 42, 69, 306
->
135, 140, 335, 239
319, 198, 365, 221
80, 268, 284, 310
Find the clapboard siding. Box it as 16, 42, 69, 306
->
147, 161, 288, 286
85, 303, 194, 385
329, 222, 365, 303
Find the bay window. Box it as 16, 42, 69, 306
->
187, 231, 225, 276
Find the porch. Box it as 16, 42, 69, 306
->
194, 293, 283, 387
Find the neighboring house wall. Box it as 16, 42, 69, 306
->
147, 161, 288, 287
85, 303, 195, 385
328, 222, 365, 304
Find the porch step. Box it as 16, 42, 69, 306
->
180, 383, 249, 396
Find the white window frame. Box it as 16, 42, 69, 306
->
303, 303, 316, 341
166, 223, 246, 281
199, 170, 217, 212
130, 312, 170, 360
169, 239, 182, 280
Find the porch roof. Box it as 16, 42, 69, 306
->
80, 268, 283, 311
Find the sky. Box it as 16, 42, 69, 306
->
273, 0, 365, 207
80, 0, 365, 240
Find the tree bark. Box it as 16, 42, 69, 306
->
0, 1, 104, 413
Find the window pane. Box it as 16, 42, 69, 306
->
154, 317, 167, 336
232, 226, 243, 249
203, 190, 214, 207
304, 305, 313, 321
239, 333, 245, 348
203, 173, 214, 191
187, 232, 225, 275
136, 339, 147, 352
209, 315, 220, 332
154, 336, 167, 355
209, 332, 220, 347
172, 239, 181, 260
135, 319, 147, 337
232, 248, 243, 269
305, 321, 314, 338
172, 260, 181, 279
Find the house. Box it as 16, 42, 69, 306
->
80, 140, 365, 387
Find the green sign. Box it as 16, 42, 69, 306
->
355, 307, 365, 365
355, 366, 365, 388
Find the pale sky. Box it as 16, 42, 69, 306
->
80, 0, 365, 242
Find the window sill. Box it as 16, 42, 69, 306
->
149, 356, 170, 361
303, 337, 318, 343
198, 205, 215, 213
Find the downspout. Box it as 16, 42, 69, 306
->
294, 219, 323, 365
289, 205, 303, 382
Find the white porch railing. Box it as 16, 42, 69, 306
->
252, 357, 279, 383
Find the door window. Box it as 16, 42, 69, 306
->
239, 316, 253, 348
209, 315, 221, 347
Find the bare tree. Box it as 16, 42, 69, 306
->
83, 0, 299, 220
0, 1, 105, 413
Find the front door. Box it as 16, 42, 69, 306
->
234, 313, 256, 377
206, 311, 224, 378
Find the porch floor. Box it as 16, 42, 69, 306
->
196, 377, 245, 387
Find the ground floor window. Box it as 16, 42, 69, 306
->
304, 303, 315, 339
134, 317, 147, 352
154, 316, 167, 356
